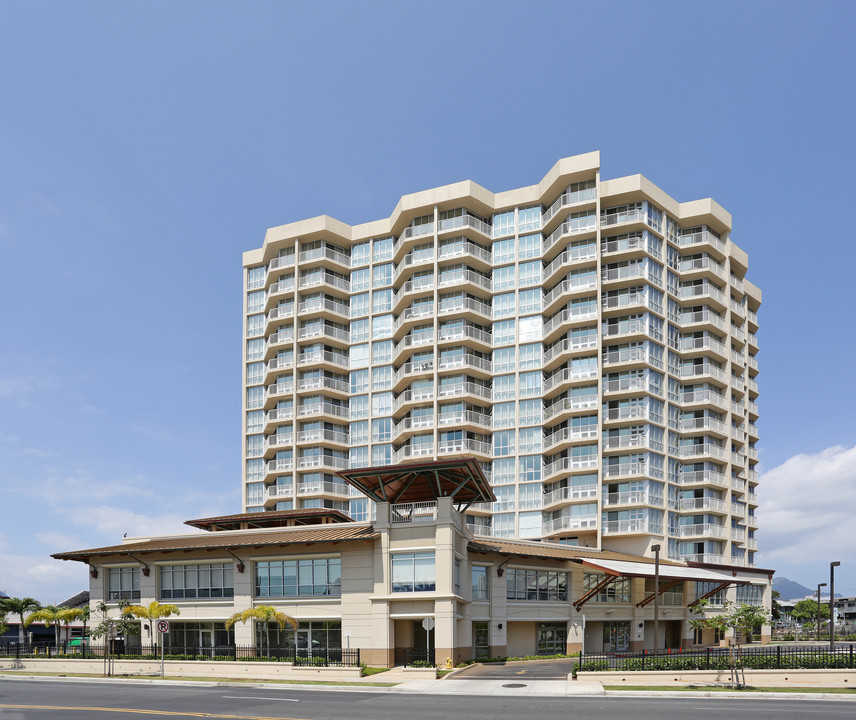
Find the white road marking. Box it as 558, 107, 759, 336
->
222, 696, 300, 702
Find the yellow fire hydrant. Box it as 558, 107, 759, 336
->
446, 657, 453, 669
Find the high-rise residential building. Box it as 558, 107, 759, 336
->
241, 151, 760, 568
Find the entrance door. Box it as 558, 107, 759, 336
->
199, 628, 215, 657
296, 630, 312, 660
603, 622, 630, 652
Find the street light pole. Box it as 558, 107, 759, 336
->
816, 582, 827, 643
830, 562, 840, 650
652, 544, 660, 653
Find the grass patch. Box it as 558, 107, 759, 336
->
360, 666, 390, 677
603, 684, 856, 693
0, 670, 397, 687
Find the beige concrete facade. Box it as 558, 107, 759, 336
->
65, 496, 771, 667
241, 151, 760, 570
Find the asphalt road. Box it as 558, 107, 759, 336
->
0, 679, 854, 720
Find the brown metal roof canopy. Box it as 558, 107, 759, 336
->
338, 458, 495, 511
184, 508, 354, 532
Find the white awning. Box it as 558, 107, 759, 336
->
580, 558, 744, 583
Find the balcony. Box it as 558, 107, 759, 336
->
266, 484, 294, 500
678, 335, 728, 359
437, 410, 491, 430
601, 207, 646, 229
296, 455, 349, 471
678, 523, 727, 539
543, 276, 598, 310
542, 185, 597, 227
268, 254, 295, 272
544, 395, 598, 420
393, 388, 435, 413
602, 376, 654, 396
602, 348, 660, 369
543, 213, 598, 255
437, 352, 492, 375
603, 491, 663, 507
298, 273, 350, 294
543, 335, 598, 365
296, 402, 349, 420
679, 390, 729, 411
438, 239, 492, 266
297, 324, 350, 344
678, 416, 729, 435
678, 310, 728, 334
266, 458, 294, 474
437, 381, 491, 403
678, 362, 727, 384
269, 278, 296, 298
267, 304, 295, 324
437, 438, 491, 456
544, 426, 598, 450
678, 283, 728, 310
298, 297, 349, 318
678, 256, 727, 281
677, 229, 727, 256
297, 428, 349, 445
603, 519, 662, 535
439, 324, 492, 347
675, 470, 729, 488
678, 443, 728, 461
391, 501, 438, 523
678, 497, 728, 513
297, 349, 349, 369
296, 375, 349, 394
296, 479, 350, 495
298, 245, 350, 268
439, 269, 491, 293
542, 483, 598, 506
440, 296, 492, 321
544, 455, 598, 477
675, 553, 729, 565
543, 244, 598, 281
603, 405, 660, 424
438, 213, 492, 239
543, 306, 599, 337
542, 514, 598, 535
544, 366, 599, 393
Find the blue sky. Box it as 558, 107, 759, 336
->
1, 1, 854, 604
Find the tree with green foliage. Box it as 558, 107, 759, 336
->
0, 597, 41, 644
689, 601, 770, 688
790, 598, 829, 623
89, 601, 140, 676
24, 605, 64, 646
0, 610, 8, 637
124, 601, 181, 645
225, 606, 297, 655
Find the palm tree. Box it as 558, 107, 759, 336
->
124, 601, 181, 646
1, 597, 41, 644
225, 606, 297, 655
0, 610, 9, 637
24, 605, 63, 646
57, 608, 86, 646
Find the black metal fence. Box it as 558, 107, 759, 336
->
403, 647, 435, 667
578, 644, 856, 672
0, 642, 360, 667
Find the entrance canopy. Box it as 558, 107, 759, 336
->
338, 458, 495, 510
575, 557, 747, 611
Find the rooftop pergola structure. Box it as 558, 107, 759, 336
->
337, 458, 496, 512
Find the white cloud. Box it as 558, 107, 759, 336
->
68, 505, 195, 539
0, 552, 88, 606
756, 444, 856, 569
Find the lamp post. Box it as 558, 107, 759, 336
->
652, 544, 660, 653
816, 582, 827, 642
830, 562, 840, 650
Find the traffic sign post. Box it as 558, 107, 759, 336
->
157, 621, 170, 678
421, 617, 434, 666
